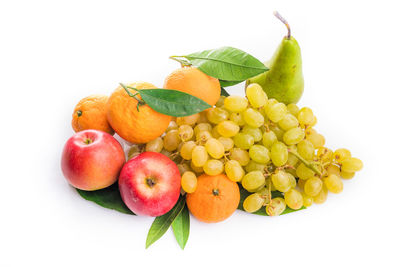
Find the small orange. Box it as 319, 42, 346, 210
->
71, 94, 114, 135
106, 82, 171, 144
164, 66, 221, 106
186, 174, 240, 223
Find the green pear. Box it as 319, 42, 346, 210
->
247, 12, 304, 104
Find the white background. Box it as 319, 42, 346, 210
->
1, 0, 399, 266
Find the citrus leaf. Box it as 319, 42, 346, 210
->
219, 80, 243, 87
220, 87, 230, 97
177, 46, 268, 81
76, 183, 134, 215
137, 89, 211, 117
145, 196, 186, 249
172, 204, 190, 250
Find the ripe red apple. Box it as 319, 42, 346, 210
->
61, 129, 125, 191
119, 152, 181, 216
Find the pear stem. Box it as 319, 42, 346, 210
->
273, 11, 291, 39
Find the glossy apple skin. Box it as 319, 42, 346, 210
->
119, 152, 181, 216
61, 129, 125, 191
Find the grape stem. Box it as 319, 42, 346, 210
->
288, 149, 322, 177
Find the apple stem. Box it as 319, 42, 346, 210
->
273, 11, 291, 39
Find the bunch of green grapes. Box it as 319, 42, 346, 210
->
127, 83, 363, 216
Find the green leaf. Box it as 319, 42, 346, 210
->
146, 196, 186, 249
76, 183, 134, 215
137, 88, 212, 117
237, 186, 305, 216
220, 87, 230, 97
219, 80, 243, 87
176, 46, 268, 82
172, 204, 190, 250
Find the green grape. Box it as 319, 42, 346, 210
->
196, 130, 212, 145
296, 163, 315, 180
266, 102, 287, 123
287, 103, 300, 116
283, 127, 305, 145
341, 157, 363, 172
264, 98, 279, 114
243, 193, 265, 213
271, 170, 291, 192
341, 170, 355, 179
178, 125, 194, 141
245, 160, 266, 173
230, 148, 250, 166
229, 112, 246, 126
203, 159, 224, 176
266, 197, 286, 216
181, 171, 197, 193
306, 131, 325, 148
317, 147, 333, 163
304, 177, 323, 196
217, 120, 240, 137
163, 129, 181, 151
270, 142, 288, 167
302, 193, 313, 207
233, 133, 254, 149
218, 137, 234, 151
176, 113, 200, 126
180, 141, 196, 160
313, 185, 328, 204
286, 152, 299, 167
323, 174, 343, 194
305, 127, 316, 137
242, 125, 262, 142
333, 148, 352, 164
243, 108, 265, 128
160, 149, 172, 158
278, 113, 299, 131
177, 163, 190, 175
224, 95, 248, 112
246, 83, 267, 108
242, 171, 266, 192
211, 125, 221, 138
262, 131, 277, 148
206, 107, 229, 124
269, 124, 285, 141
297, 107, 314, 126
326, 164, 341, 176
191, 145, 208, 167
215, 96, 226, 107
166, 121, 178, 132
310, 115, 317, 127
297, 139, 315, 160
145, 137, 163, 153
284, 189, 303, 210
297, 178, 306, 190
225, 160, 245, 182
190, 161, 203, 174
249, 145, 270, 164
205, 138, 225, 159
287, 172, 296, 188
194, 122, 212, 136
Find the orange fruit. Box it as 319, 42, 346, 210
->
106, 82, 171, 144
164, 66, 221, 106
72, 94, 114, 135
186, 174, 240, 223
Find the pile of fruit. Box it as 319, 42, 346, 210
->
61, 12, 363, 249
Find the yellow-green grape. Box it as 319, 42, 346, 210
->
310, 115, 317, 127
190, 161, 203, 174
270, 141, 288, 167
287, 173, 296, 188
278, 113, 299, 131
246, 83, 267, 108
197, 111, 208, 123
229, 112, 246, 126
297, 139, 315, 160
297, 107, 314, 127
242, 171, 266, 192
333, 148, 352, 164
243, 108, 265, 128
269, 124, 285, 141
178, 125, 194, 141
176, 113, 200, 126
163, 129, 181, 151
284, 189, 303, 210
305, 127, 316, 137
262, 131, 277, 148
266, 197, 286, 216
196, 130, 212, 145
166, 121, 178, 132
264, 98, 279, 113
181, 171, 197, 193
194, 122, 212, 136
266, 102, 287, 123
217, 120, 240, 137
317, 147, 333, 163
205, 138, 225, 159
177, 163, 190, 175
296, 163, 315, 180
287, 103, 299, 116
249, 145, 270, 164
215, 96, 226, 107
128, 145, 142, 160
224, 95, 248, 112
218, 137, 234, 151
323, 174, 343, 194
180, 141, 196, 160
341, 171, 355, 179
233, 133, 254, 149
326, 164, 341, 176
230, 148, 250, 166
206, 107, 229, 124
203, 159, 224, 175
271, 170, 291, 192
211, 125, 221, 138
160, 149, 172, 158
306, 132, 325, 148
287, 153, 299, 167
242, 125, 262, 142
313, 185, 328, 204
302, 193, 313, 207
191, 145, 208, 167
145, 137, 163, 153
225, 160, 245, 182
283, 127, 305, 145
341, 157, 363, 172
297, 178, 306, 190
304, 177, 323, 197
245, 160, 267, 173
243, 193, 265, 213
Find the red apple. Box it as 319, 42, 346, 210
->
61, 129, 125, 190
119, 152, 181, 216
